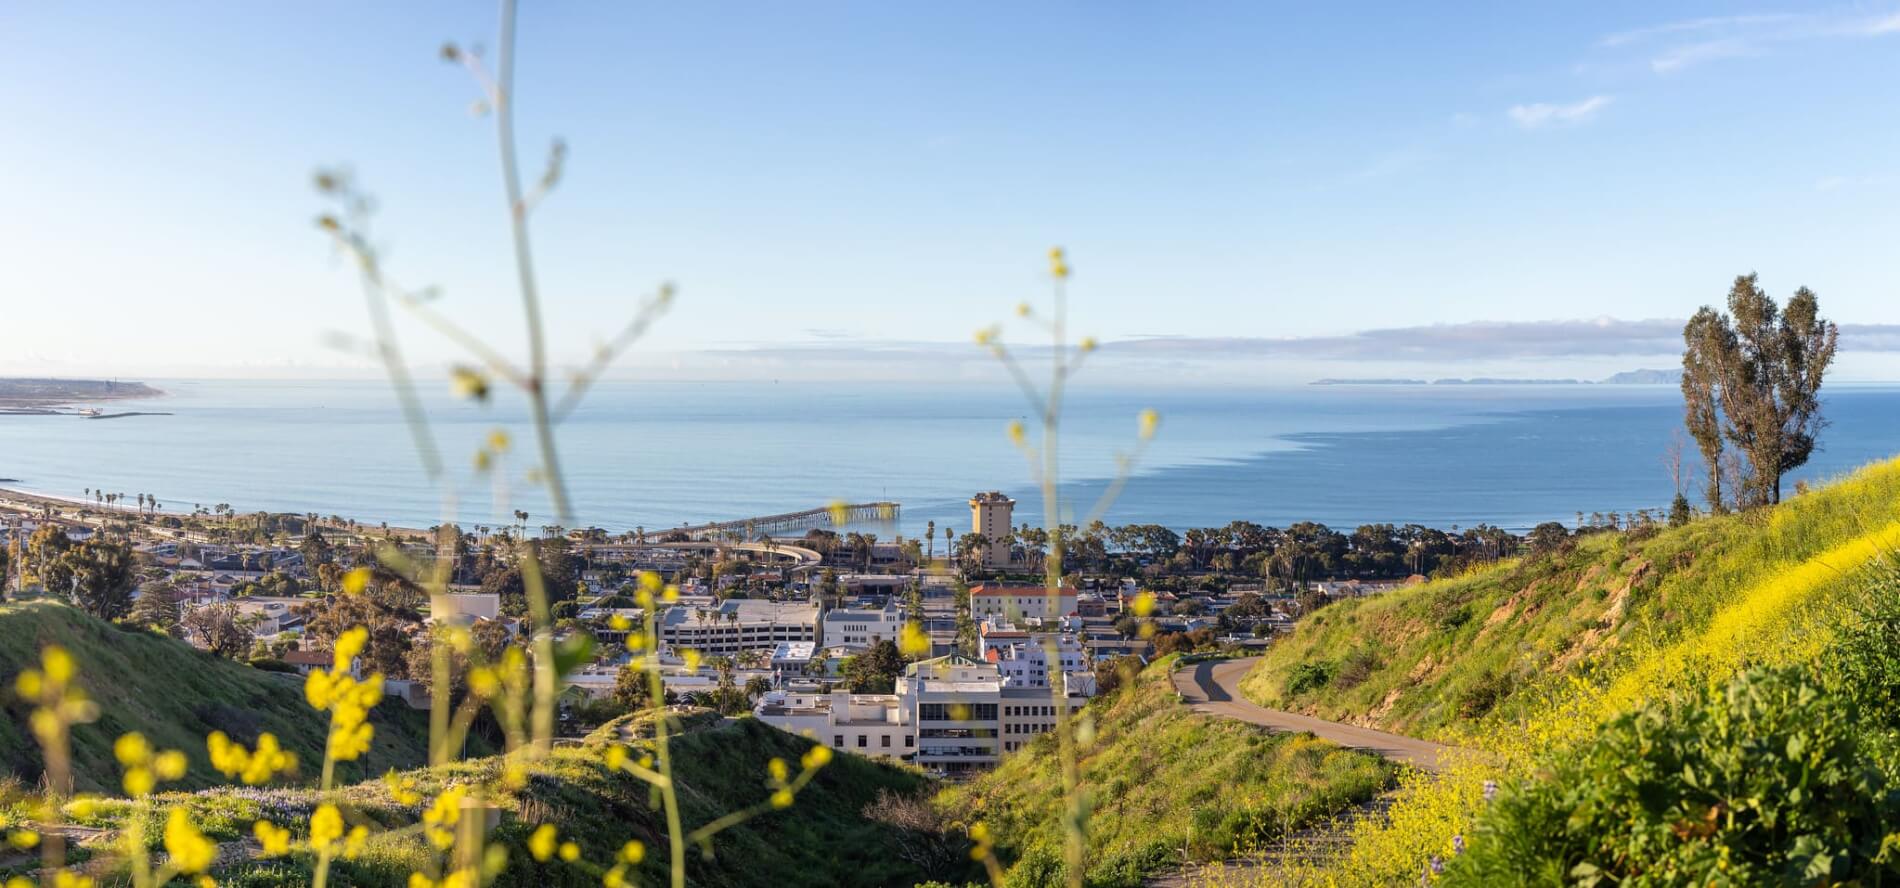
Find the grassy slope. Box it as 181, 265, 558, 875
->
68, 716, 947, 888
1234, 455, 1900, 884
939, 656, 1397, 888
1239, 456, 1900, 743
0, 601, 434, 793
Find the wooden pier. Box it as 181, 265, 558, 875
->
677, 501, 899, 541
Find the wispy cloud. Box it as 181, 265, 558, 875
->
1599, 13, 1802, 48
1508, 95, 1613, 129
1597, 8, 1900, 74
1106, 319, 1900, 361
1650, 38, 1756, 73
691, 320, 1900, 368
1815, 174, 1894, 191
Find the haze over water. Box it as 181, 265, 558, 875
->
4, 379, 1898, 536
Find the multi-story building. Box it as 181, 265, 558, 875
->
968, 492, 1015, 569
978, 622, 1090, 690
969, 583, 1078, 623
752, 690, 914, 758
820, 599, 904, 648
658, 598, 819, 657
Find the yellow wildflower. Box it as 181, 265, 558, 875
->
558, 840, 581, 862
114, 732, 151, 768
164, 808, 216, 874
310, 803, 345, 851
528, 824, 559, 862
618, 840, 645, 864
253, 820, 291, 857
900, 621, 932, 658
771, 789, 794, 809
342, 568, 372, 596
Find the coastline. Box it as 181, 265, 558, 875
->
0, 378, 168, 417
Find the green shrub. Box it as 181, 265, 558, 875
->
1828, 558, 1900, 731
1449, 666, 1900, 886
1285, 661, 1335, 695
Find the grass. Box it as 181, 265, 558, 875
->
1241, 455, 1900, 743
1231, 454, 1900, 885
0, 600, 437, 793
939, 655, 1397, 888
11, 714, 949, 888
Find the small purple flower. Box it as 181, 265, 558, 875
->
1453, 834, 1465, 855
1430, 854, 1445, 874
1482, 780, 1498, 802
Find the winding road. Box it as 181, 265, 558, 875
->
1172, 657, 1454, 772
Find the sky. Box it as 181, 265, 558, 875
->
3, 2, 1899, 384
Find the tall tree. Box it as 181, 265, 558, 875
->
1681, 275, 1838, 509
64, 539, 136, 620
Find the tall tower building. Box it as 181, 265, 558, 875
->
968, 492, 1015, 569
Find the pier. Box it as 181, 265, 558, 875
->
675, 501, 899, 541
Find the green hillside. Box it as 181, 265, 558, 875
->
0, 601, 435, 793
1235, 456, 1900, 884
10, 715, 954, 888
938, 655, 1396, 887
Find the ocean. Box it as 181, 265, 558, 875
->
2, 378, 1897, 536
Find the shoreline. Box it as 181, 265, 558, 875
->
0, 485, 437, 540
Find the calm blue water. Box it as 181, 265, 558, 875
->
2, 379, 1896, 534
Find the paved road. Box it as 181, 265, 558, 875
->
1173, 657, 1454, 773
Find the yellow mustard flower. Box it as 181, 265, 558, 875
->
163, 808, 216, 874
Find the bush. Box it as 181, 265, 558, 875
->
1449, 666, 1900, 885
1333, 648, 1381, 691
248, 657, 297, 674
1285, 661, 1334, 695
1829, 558, 1900, 731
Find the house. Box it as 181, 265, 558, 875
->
282, 649, 333, 675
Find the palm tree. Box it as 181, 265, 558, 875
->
743, 675, 771, 701
925, 520, 936, 564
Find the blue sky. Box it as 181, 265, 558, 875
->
3, 2, 1899, 383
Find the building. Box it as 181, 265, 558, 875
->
979, 623, 1090, 690
820, 600, 904, 648
753, 690, 914, 758
968, 492, 1015, 569
898, 655, 1004, 773
431, 592, 502, 626
969, 583, 1078, 624
658, 598, 819, 657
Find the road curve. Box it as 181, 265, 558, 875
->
1173, 657, 1454, 773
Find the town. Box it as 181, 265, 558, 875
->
0, 486, 1573, 776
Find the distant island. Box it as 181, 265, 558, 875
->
1313, 368, 1684, 386
0, 378, 166, 416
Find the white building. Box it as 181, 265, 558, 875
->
753, 652, 1094, 773
658, 598, 818, 657
979, 623, 1090, 690
969, 583, 1079, 624
821, 600, 904, 648
431, 592, 502, 625
753, 690, 914, 758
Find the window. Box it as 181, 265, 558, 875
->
834, 735, 843, 747
858, 735, 867, 748
904, 736, 914, 747
881, 734, 891, 748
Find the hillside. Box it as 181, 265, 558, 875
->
1237, 455, 1900, 883
938, 656, 1396, 887
10, 715, 953, 888
0, 601, 435, 793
